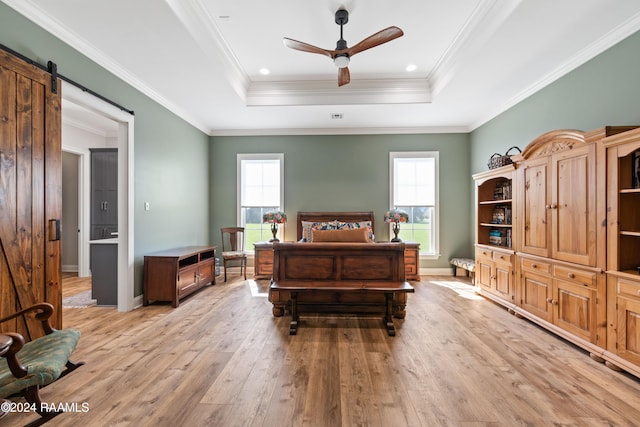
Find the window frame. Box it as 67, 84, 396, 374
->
237, 153, 285, 251
389, 151, 440, 259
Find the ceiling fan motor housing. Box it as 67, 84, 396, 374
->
335, 9, 349, 25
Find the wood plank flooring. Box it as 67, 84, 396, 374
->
4, 276, 640, 426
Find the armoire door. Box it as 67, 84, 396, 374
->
520, 157, 550, 258
551, 144, 596, 266
0, 50, 62, 337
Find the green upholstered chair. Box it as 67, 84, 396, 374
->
0, 303, 83, 425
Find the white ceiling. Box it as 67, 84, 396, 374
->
5, 0, 640, 136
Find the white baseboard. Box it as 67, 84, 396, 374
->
62, 264, 78, 273
421, 267, 455, 276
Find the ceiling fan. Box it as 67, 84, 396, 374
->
283, 9, 404, 87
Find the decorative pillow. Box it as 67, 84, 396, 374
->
336, 221, 374, 241
301, 221, 337, 242
311, 227, 370, 242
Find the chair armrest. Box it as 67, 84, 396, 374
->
0, 303, 55, 335
0, 332, 28, 378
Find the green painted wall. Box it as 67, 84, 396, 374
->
0, 3, 211, 295
470, 30, 640, 174
11, 2, 640, 278
468, 29, 640, 256
210, 133, 472, 267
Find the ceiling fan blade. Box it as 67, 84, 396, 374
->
283, 38, 334, 59
346, 26, 404, 57
338, 67, 350, 86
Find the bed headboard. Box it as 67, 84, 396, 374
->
296, 211, 375, 241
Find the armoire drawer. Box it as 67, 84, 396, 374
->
492, 251, 512, 264
553, 265, 596, 288
520, 257, 552, 275
476, 247, 493, 260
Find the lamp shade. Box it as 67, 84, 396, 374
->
384, 209, 409, 223
262, 211, 287, 224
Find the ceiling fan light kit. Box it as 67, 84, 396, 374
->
283, 8, 403, 86
334, 55, 349, 68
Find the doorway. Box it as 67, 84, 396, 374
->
61, 83, 136, 312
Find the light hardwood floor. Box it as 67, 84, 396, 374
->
61, 273, 91, 299
5, 275, 640, 426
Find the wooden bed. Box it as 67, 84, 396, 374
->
268, 211, 414, 335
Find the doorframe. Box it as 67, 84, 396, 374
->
62, 83, 136, 312
61, 147, 88, 277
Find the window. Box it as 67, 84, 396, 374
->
390, 152, 438, 257
238, 154, 284, 251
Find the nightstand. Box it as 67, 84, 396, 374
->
253, 242, 274, 280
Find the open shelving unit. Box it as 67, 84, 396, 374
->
605, 133, 640, 277
474, 164, 515, 249
603, 127, 640, 372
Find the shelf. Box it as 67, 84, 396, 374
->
476, 243, 514, 252
620, 188, 640, 194
607, 269, 640, 280
621, 231, 640, 237
479, 199, 513, 205
480, 223, 512, 228
622, 269, 640, 276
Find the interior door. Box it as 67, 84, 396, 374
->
0, 50, 62, 337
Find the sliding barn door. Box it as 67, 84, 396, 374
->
0, 50, 62, 337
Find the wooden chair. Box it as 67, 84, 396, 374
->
0, 303, 84, 426
221, 227, 247, 282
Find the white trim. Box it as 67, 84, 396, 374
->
389, 151, 440, 257
62, 83, 136, 312
211, 126, 469, 137
61, 146, 90, 277
246, 78, 431, 107
421, 267, 455, 276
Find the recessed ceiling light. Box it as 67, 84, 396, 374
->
406, 64, 417, 72
259, 68, 270, 75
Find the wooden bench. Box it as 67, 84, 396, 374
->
270, 280, 414, 336
268, 242, 414, 336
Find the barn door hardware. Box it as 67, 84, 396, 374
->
47, 61, 58, 94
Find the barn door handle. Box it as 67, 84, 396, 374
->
48, 219, 61, 241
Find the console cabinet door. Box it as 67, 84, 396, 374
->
551, 145, 596, 266
177, 264, 199, 297
198, 259, 215, 285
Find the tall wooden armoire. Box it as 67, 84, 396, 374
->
0, 49, 62, 338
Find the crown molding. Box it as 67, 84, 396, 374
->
246, 78, 432, 106
428, 0, 522, 98
210, 125, 468, 137
165, 0, 250, 101
3, 0, 211, 134
469, 8, 640, 131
